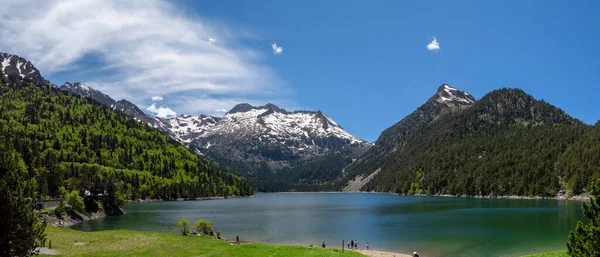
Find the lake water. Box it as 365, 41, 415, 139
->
71, 193, 585, 257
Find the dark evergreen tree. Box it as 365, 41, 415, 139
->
567, 180, 600, 256
0, 142, 46, 257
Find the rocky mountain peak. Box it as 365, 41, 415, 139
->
431, 84, 476, 106
227, 103, 254, 114
227, 103, 288, 115
0, 52, 51, 86
60, 82, 117, 107
115, 99, 145, 117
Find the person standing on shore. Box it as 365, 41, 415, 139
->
350, 240, 354, 249
322, 241, 326, 248
366, 242, 369, 250
355, 240, 358, 250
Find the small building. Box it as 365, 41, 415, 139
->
35, 198, 65, 210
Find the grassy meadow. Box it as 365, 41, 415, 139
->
42, 226, 366, 257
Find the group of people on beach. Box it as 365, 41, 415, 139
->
346, 239, 368, 250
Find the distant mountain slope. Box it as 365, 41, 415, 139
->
60, 82, 175, 138
0, 54, 254, 201
57, 81, 371, 191
345, 85, 589, 197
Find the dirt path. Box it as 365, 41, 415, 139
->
353, 249, 412, 257
36, 247, 58, 255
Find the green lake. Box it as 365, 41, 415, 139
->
71, 193, 585, 257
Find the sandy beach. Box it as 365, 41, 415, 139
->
352, 249, 412, 257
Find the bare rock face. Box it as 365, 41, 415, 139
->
1, 52, 52, 86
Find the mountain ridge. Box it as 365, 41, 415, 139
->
55, 81, 370, 191
343, 85, 588, 197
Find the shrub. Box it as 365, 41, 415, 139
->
66, 190, 85, 213
175, 219, 191, 236
55, 202, 68, 218
194, 219, 213, 235
58, 186, 67, 198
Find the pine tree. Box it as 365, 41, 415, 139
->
0, 143, 46, 256
567, 180, 600, 256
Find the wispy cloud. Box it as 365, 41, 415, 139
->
427, 37, 440, 52
151, 95, 163, 101
271, 43, 283, 55
0, 0, 290, 116
146, 103, 177, 118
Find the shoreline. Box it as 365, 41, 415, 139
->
281, 190, 590, 201
433, 193, 589, 201
128, 194, 255, 203
38, 195, 254, 229
39, 209, 108, 227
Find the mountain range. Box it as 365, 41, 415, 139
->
3, 51, 599, 197
58, 81, 371, 190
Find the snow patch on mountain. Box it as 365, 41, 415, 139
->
160, 103, 367, 150
435, 84, 476, 105
1, 55, 11, 73
166, 114, 221, 142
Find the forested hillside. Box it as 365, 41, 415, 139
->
349, 87, 593, 197
0, 74, 255, 203
556, 122, 600, 195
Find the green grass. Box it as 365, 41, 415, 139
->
43, 226, 366, 257
521, 250, 568, 257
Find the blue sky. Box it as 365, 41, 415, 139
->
1, 1, 599, 142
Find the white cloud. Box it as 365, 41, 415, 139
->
215, 109, 227, 113
0, 0, 288, 116
427, 37, 440, 52
146, 103, 177, 118
151, 95, 163, 101
271, 43, 283, 55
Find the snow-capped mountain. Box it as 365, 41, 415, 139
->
165, 103, 366, 149
0, 52, 51, 86
163, 103, 370, 180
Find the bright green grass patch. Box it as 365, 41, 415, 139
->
521, 250, 568, 257
43, 226, 366, 257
